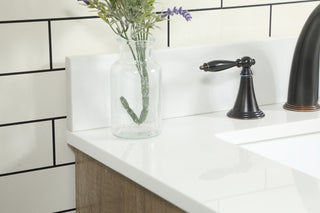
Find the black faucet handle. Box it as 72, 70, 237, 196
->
200, 60, 239, 72
199, 57, 255, 72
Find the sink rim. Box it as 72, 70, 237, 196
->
215, 118, 320, 145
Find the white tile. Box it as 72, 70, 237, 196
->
150, 19, 168, 49
0, 72, 66, 124
0, 22, 49, 74
52, 18, 167, 68
51, 18, 117, 68
55, 119, 75, 164
0, 165, 75, 213
223, 0, 308, 7
0, 122, 52, 174
272, 2, 319, 37
156, 0, 220, 10
0, 0, 91, 21
170, 7, 270, 47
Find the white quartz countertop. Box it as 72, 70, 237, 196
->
67, 104, 320, 213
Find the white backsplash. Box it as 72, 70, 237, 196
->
67, 37, 296, 131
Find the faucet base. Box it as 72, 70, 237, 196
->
283, 103, 320, 112
227, 110, 265, 120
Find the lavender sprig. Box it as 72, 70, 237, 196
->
161, 6, 192, 21
77, 0, 191, 126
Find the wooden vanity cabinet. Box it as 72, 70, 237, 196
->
75, 150, 186, 213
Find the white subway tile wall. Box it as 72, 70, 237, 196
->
0, 0, 319, 212
51, 18, 118, 68
0, 0, 90, 20
272, 1, 320, 36
0, 122, 52, 174
51, 18, 167, 68
0, 72, 66, 124
55, 119, 75, 165
0, 166, 75, 213
0, 22, 49, 74
170, 6, 270, 47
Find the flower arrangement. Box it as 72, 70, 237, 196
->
78, 0, 191, 125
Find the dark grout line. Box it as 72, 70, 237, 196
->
53, 208, 76, 213
220, 0, 320, 9
222, 4, 271, 9
0, 162, 75, 177
188, 7, 224, 12
48, 21, 53, 70
185, 4, 270, 13
167, 16, 170, 48
0, 116, 67, 127
270, 0, 320, 6
0, 16, 99, 24
52, 120, 56, 166
187, 0, 320, 12
269, 5, 273, 37
156, 11, 165, 15
46, 15, 99, 22
188, 4, 270, 12
0, 68, 65, 77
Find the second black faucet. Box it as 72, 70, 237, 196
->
200, 56, 265, 119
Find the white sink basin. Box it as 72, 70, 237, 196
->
216, 118, 320, 145
242, 132, 320, 179
216, 118, 320, 179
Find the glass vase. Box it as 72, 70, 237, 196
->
110, 39, 161, 139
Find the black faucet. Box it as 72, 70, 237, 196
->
200, 56, 265, 119
284, 4, 320, 111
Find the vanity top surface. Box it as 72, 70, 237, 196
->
67, 103, 320, 213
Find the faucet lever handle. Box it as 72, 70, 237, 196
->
199, 57, 255, 72
199, 60, 239, 72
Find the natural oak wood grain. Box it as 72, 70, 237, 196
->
75, 150, 186, 213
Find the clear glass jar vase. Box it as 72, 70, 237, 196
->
110, 39, 161, 139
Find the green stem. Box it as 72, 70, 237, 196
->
119, 37, 150, 125
139, 61, 149, 123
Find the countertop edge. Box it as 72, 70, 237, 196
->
67, 131, 216, 213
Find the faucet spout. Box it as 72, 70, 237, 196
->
284, 4, 320, 111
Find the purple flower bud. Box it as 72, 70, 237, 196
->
167, 8, 174, 16
161, 13, 168, 18
78, 0, 90, 5
162, 6, 192, 22
173, 7, 178, 14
